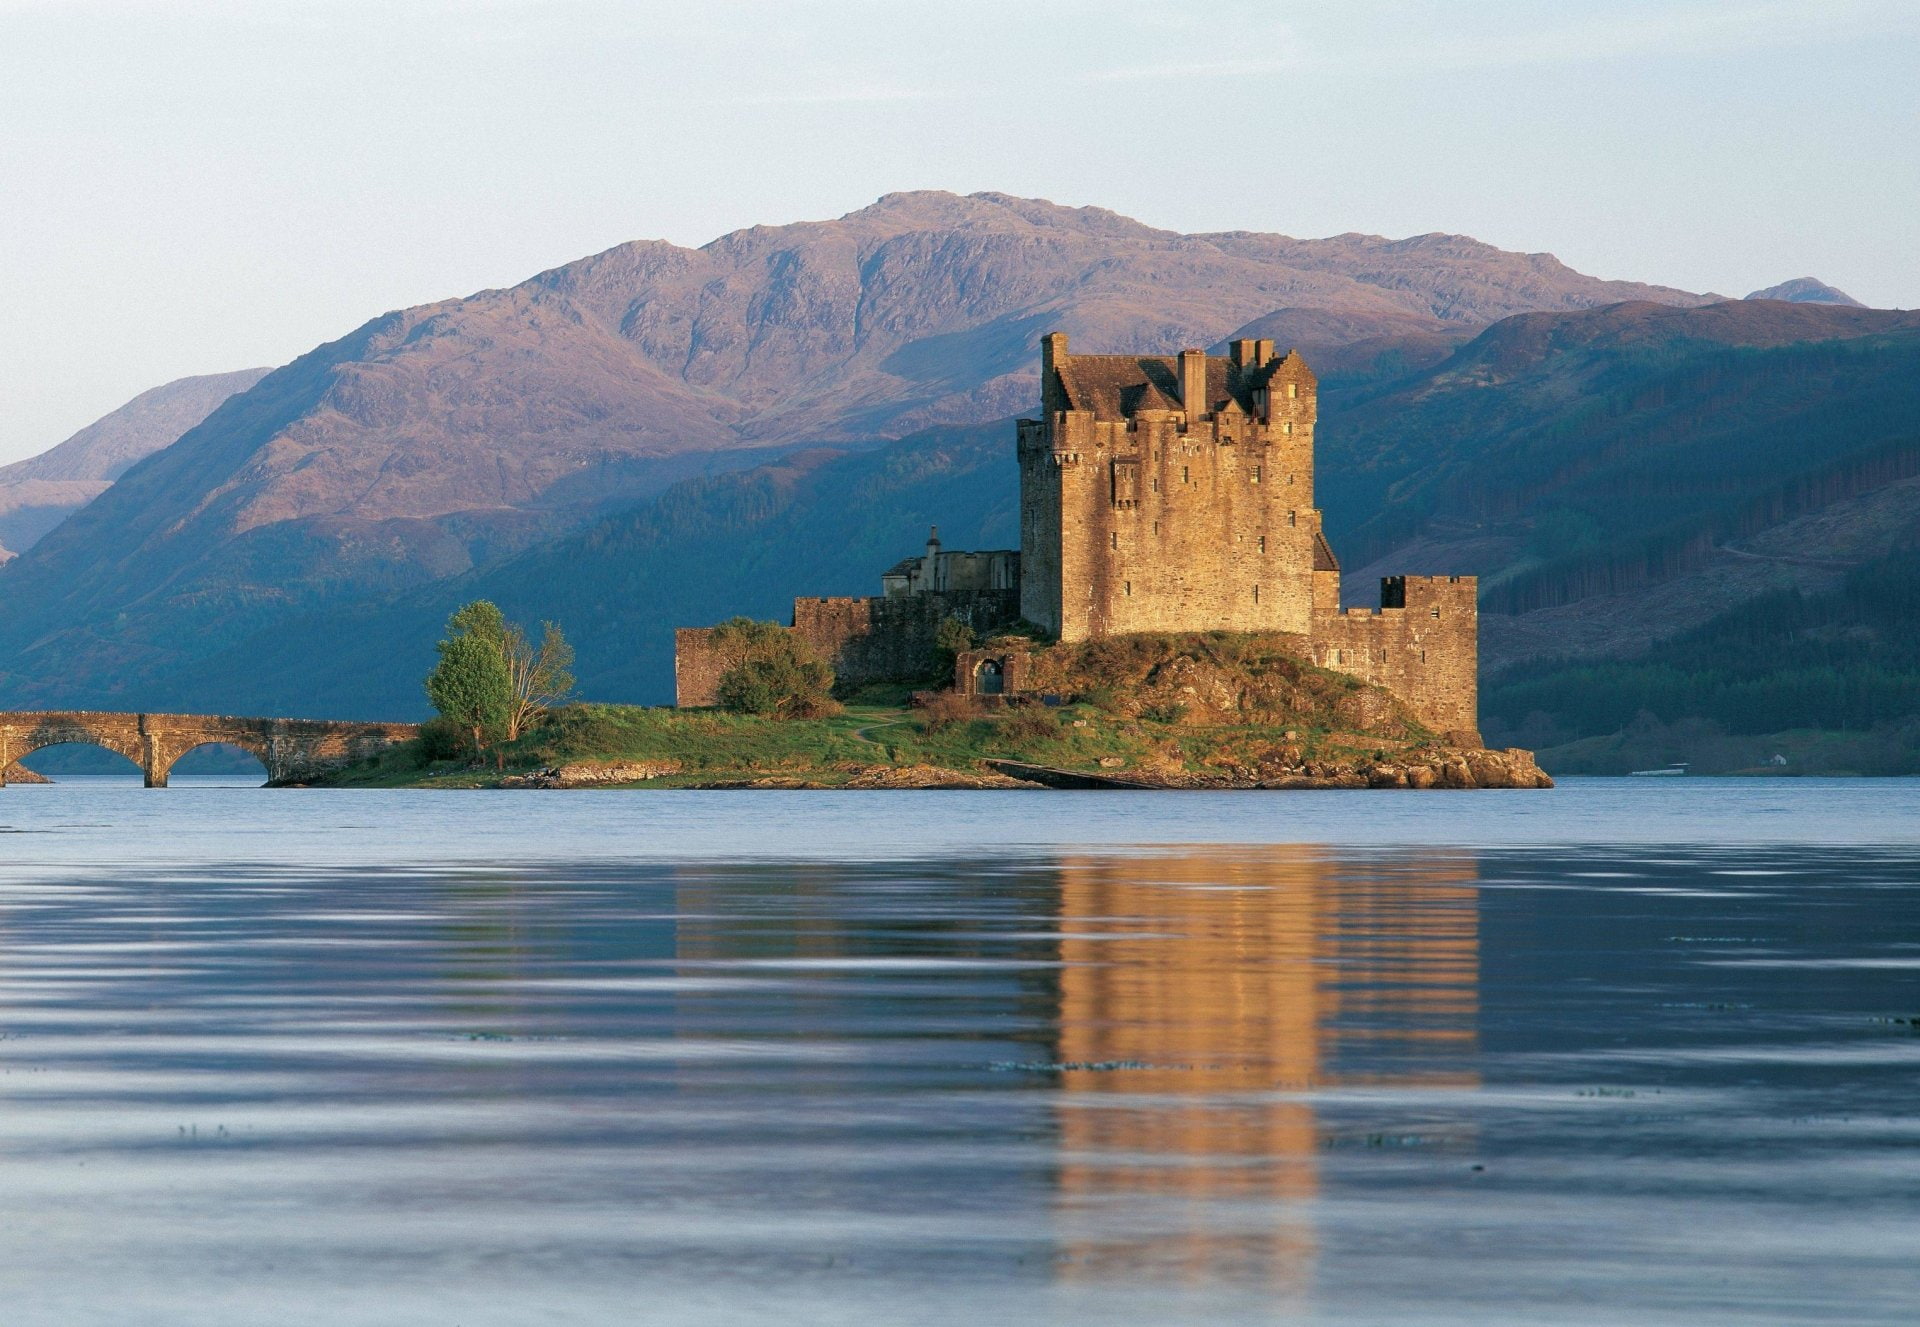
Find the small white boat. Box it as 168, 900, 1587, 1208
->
1628, 762, 1690, 777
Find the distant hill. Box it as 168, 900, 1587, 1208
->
0, 192, 1716, 706
1746, 277, 1864, 306
0, 368, 268, 559
1317, 300, 1920, 674
14, 295, 1918, 755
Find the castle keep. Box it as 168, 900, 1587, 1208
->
676, 333, 1479, 736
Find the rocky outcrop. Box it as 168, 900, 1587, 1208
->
500, 760, 684, 788
994, 745, 1552, 791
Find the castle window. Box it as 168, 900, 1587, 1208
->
1284, 421, 1293, 436
1258, 536, 1266, 553
1334, 649, 1344, 664
1153, 521, 1160, 535
1431, 608, 1442, 618
1287, 382, 1298, 399
1251, 465, 1261, 484
1124, 581, 1132, 596
1252, 584, 1260, 603
1181, 466, 1190, 484
1288, 473, 1296, 485
1110, 531, 1118, 550
1288, 512, 1296, 527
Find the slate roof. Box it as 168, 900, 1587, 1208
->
1054, 353, 1275, 421
1313, 529, 1340, 573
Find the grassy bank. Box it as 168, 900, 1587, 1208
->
322, 688, 1441, 790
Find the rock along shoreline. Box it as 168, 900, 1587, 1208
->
488, 745, 1553, 791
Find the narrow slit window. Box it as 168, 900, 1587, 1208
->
1284, 421, 1293, 436
1257, 536, 1266, 553
1252, 584, 1260, 603
1288, 511, 1297, 527
1110, 531, 1118, 550
1124, 581, 1132, 596
1251, 465, 1262, 484
1182, 465, 1190, 484
1287, 382, 1298, 399
1431, 608, 1442, 619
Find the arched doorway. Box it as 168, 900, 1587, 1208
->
974, 658, 1005, 696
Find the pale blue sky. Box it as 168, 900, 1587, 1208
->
1, 0, 1916, 463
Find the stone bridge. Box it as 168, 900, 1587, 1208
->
0, 712, 420, 787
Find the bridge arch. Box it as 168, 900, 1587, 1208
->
0, 712, 420, 788
149, 740, 272, 787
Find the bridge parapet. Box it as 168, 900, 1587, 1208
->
0, 711, 421, 787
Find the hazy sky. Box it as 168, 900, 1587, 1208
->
2, 0, 1916, 464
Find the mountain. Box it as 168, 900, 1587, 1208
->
0, 368, 268, 559
0, 191, 1718, 706
19, 295, 1917, 735
1745, 278, 1864, 306
1316, 300, 1920, 666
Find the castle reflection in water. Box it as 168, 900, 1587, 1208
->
651, 845, 1482, 1297
1049, 849, 1479, 1295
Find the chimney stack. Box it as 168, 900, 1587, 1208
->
1178, 348, 1209, 421
1040, 332, 1069, 417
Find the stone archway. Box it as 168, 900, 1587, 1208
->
974, 658, 1005, 695
0, 711, 420, 788
150, 740, 273, 787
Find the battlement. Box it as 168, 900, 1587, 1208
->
1020, 331, 1326, 641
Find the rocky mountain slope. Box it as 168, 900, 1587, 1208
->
24, 289, 1910, 742
0, 192, 1718, 705
0, 368, 267, 559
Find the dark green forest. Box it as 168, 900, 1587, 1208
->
1484, 547, 1920, 772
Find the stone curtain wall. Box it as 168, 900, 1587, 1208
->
673, 628, 735, 708
675, 589, 1021, 706
1308, 577, 1480, 737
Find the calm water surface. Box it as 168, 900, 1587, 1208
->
2, 778, 1917, 1324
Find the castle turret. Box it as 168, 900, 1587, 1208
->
922, 525, 942, 591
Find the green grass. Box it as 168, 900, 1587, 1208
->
322, 696, 1423, 789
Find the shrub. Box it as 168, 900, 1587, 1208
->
916, 690, 981, 734
1140, 702, 1189, 725
1079, 684, 1123, 715
997, 706, 1064, 746
712, 622, 839, 719
932, 615, 977, 679
417, 716, 472, 762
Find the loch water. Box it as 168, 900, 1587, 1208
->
1, 778, 1917, 1325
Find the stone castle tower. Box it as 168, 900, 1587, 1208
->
1015, 333, 1479, 736
1019, 333, 1335, 639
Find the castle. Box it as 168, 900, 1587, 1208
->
676, 333, 1479, 737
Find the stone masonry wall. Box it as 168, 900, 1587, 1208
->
1021, 348, 1325, 643
1309, 576, 1479, 737
676, 590, 1020, 707
673, 628, 736, 708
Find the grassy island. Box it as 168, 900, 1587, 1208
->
321, 631, 1550, 790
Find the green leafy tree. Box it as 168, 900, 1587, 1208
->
709, 618, 837, 719
425, 601, 513, 753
